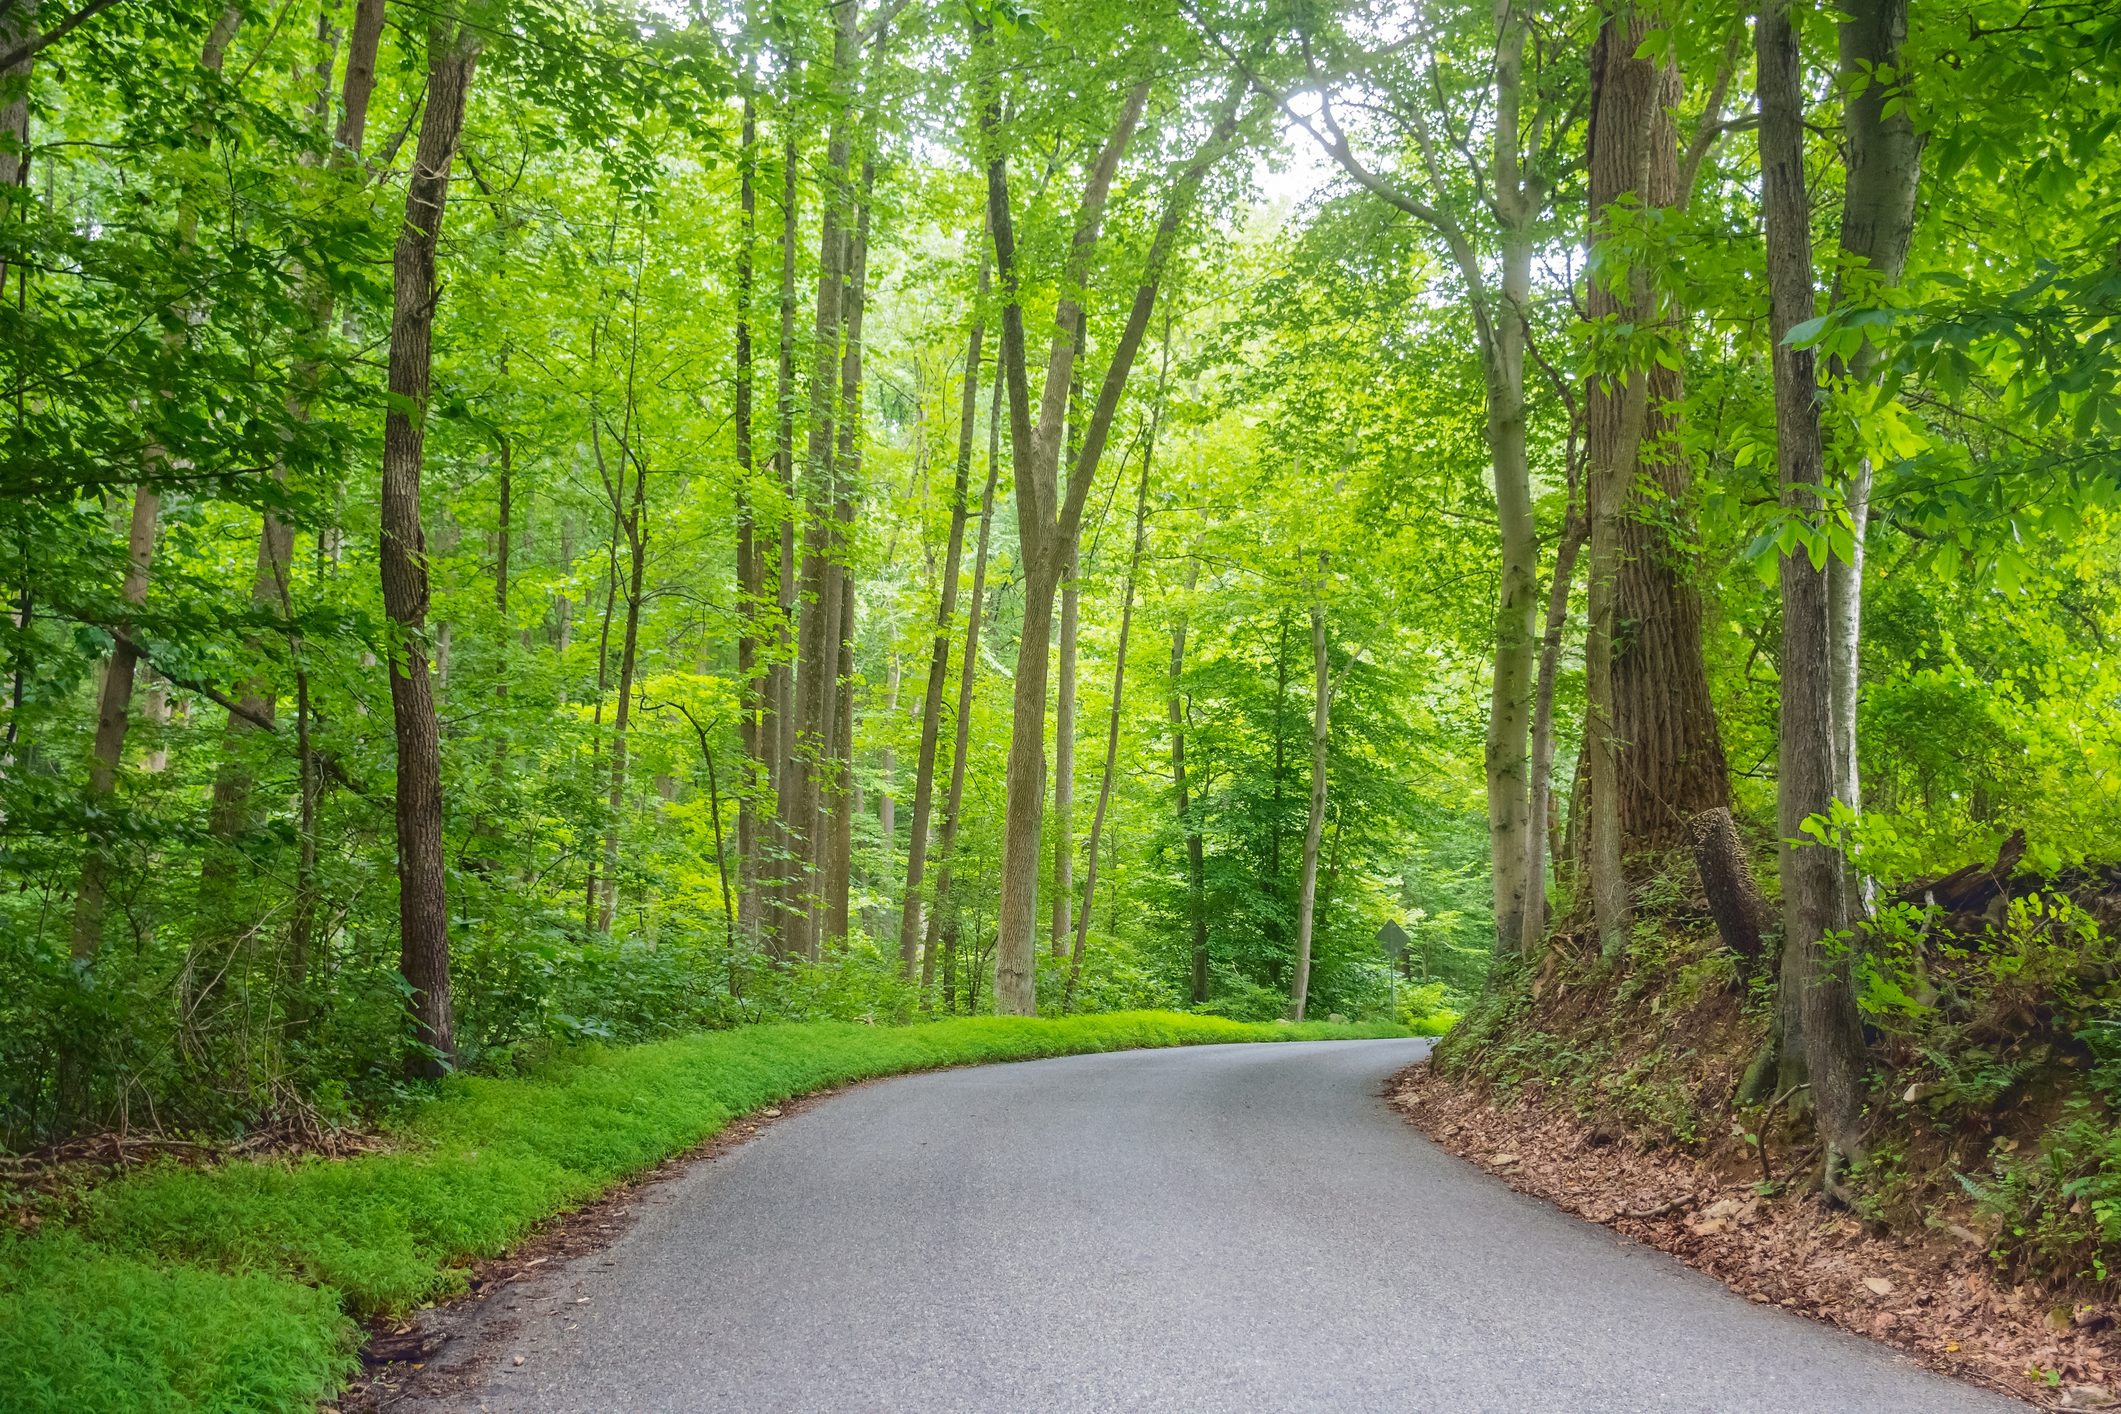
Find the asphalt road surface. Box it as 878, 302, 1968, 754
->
431, 1037, 2021, 1412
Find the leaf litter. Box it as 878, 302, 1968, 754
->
1391, 1059, 2121, 1411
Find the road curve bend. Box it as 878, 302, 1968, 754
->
418, 1037, 2019, 1413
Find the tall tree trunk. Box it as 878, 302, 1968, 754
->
1050, 540, 1078, 958
734, 96, 761, 943
899, 243, 988, 973
1289, 576, 1332, 1022
1521, 457, 1584, 955
826, 159, 875, 950
69, 488, 160, 959
1581, 5, 1665, 957
597, 435, 649, 934
984, 82, 1147, 1015
924, 376, 1004, 999
1827, 0, 1923, 919
787, 15, 856, 960
1759, 0, 1865, 1192
876, 650, 898, 938
381, 11, 481, 1072
1066, 457, 1150, 1011
1481, 0, 1543, 958
983, 75, 1237, 1013
581, 505, 620, 930
1170, 560, 1207, 1003
766, 123, 800, 954
1294, 13, 1542, 958
1596, 21, 1732, 854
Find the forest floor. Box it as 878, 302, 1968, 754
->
1389, 1059, 2117, 1411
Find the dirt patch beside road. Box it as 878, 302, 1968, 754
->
1390, 1059, 2120, 1412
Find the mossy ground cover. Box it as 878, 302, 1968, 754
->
1, 1012, 1406, 1414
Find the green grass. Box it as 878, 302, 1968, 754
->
1, 1011, 1409, 1414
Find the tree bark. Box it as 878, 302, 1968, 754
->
69, 487, 159, 959
734, 93, 762, 944
581, 506, 620, 930
786, 9, 857, 960
826, 159, 875, 950
1593, 18, 1733, 854
381, 11, 481, 1072
596, 429, 649, 935
1759, 0, 1865, 1191
1050, 540, 1078, 959
1827, 0, 1923, 919
1066, 456, 1150, 1010
899, 242, 989, 974
983, 80, 1148, 1013
1581, 5, 1663, 956
1277, 12, 1543, 958
1482, 1, 1543, 961
765, 122, 800, 954
1170, 560, 1207, 1003
1521, 466, 1584, 955
924, 375, 1004, 1000
1687, 806, 1767, 965
984, 75, 1243, 1013
0, 1, 36, 293
1289, 579, 1333, 1022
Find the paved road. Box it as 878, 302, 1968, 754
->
437, 1038, 2019, 1412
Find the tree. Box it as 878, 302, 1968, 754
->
381, 7, 483, 1072
1756, 0, 1865, 1194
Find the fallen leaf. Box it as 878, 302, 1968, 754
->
1865, 1277, 1895, 1296
1492, 1153, 1520, 1165
763, 1108, 783, 1118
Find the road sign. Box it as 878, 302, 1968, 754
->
1376, 919, 1410, 961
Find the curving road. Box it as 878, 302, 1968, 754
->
416, 1038, 2020, 1412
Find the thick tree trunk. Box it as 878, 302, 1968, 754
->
69, 488, 160, 959
1066, 459, 1150, 1011
1759, 0, 1865, 1191
381, 13, 481, 1072
1289, 583, 1332, 1021
1170, 560, 1207, 1003
1595, 22, 1732, 853
1582, 6, 1662, 956
900, 245, 989, 974
1827, 0, 1923, 919
1687, 806, 1767, 966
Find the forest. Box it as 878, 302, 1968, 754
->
0, 0, 2117, 1288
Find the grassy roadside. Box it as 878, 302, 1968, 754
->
1, 1011, 1411, 1414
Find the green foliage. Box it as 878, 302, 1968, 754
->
0, 1229, 356, 1414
